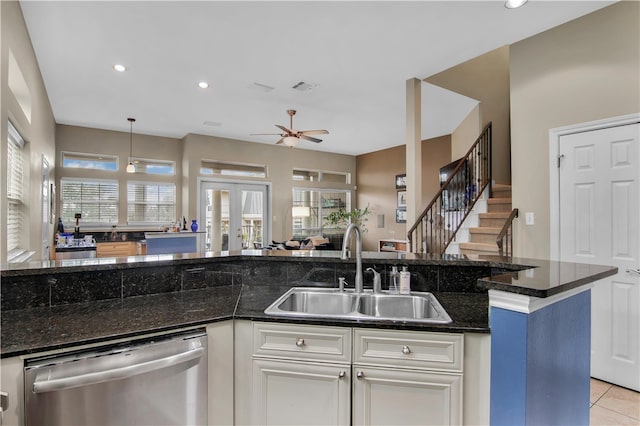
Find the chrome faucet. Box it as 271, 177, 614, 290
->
341, 223, 363, 293
367, 267, 382, 294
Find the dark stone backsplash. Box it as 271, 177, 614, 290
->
1, 258, 494, 311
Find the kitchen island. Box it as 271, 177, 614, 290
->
0, 251, 616, 425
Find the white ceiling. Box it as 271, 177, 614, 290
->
20, 1, 613, 156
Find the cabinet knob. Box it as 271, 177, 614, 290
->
402, 345, 412, 355
356, 371, 364, 380
338, 371, 346, 379
296, 338, 305, 347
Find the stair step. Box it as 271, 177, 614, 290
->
492, 184, 512, 198
479, 212, 511, 227
487, 198, 513, 213
469, 227, 505, 244
459, 242, 499, 254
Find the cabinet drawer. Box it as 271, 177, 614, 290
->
96, 242, 135, 258
252, 322, 351, 363
354, 329, 463, 372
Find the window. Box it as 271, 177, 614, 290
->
292, 189, 351, 238
200, 160, 267, 178
292, 168, 350, 184
62, 152, 118, 171
131, 158, 175, 175
127, 182, 176, 224
60, 178, 118, 224
7, 121, 27, 260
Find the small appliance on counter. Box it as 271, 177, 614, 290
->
55, 233, 97, 260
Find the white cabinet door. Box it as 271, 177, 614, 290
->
352, 366, 462, 426
252, 358, 350, 426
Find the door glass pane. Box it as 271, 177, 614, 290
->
241, 190, 263, 249
205, 189, 229, 251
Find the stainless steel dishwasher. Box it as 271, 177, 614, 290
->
24, 330, 208, 426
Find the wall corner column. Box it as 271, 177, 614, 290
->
406, 78, 422, 231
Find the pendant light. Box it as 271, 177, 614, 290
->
126, 117, 136, 173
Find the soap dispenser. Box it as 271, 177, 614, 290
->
399, 266, 411, 294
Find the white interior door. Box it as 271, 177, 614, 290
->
559, 123, 639, 391
200, 181, 269, 251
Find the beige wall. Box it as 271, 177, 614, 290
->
510, 1, 640, 259
426, 46, 511, 184
356, 135, 451, 251
452, 104, 481, 162
55, 124, 183, 229
182, 133, 356, 242
0, 0, 56, 262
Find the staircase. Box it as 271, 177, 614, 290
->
459, 184, 512, 256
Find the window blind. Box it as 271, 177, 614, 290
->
7, 121, 25, 254
127, 182, 176, 223
61, 179, 119, 224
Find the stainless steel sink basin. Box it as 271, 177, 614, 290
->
274, 290, 358, 315
264, 287, 452, 324
356, 293, 447, 321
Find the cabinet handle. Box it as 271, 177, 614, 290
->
184, 267, 205, 274
356, 371, 364, 380
402, 345, 412, 355
295, 338, 305, 347
338, 371, 346, 379
626, 268, 640, 276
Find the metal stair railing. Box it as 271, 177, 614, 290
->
496, 208, 519, 259
407, 122, 492, 254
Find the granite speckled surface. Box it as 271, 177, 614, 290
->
0, 251, 617, 358
1, 285, 241, 357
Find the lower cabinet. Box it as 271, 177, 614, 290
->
248, 321, 464, 426
252, 359, 351, 425
352, 366, 462, 425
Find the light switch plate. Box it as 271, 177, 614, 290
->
525, 212, 535, 225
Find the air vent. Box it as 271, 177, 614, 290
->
292, 81, 318, 92
203, 121, 222, 127
248, 82, 275, 93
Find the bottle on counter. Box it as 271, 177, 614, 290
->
399, 266, 411, 294
389, 266, 399, 294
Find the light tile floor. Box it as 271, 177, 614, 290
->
591, 378, 640, 425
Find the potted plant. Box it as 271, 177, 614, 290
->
324, 205, 370, 232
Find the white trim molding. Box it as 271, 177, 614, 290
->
489, 285, 592, 314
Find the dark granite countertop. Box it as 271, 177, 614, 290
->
1, 251, 617, 359
1, 285, 241, 358
1, 283, 488, 359
1, 250, 617, 298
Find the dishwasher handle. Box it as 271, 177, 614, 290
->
32, 344, 205, 394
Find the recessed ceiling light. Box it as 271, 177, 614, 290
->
198, 81, 209, 89
113, 64, 126, 72
505, 0, 527, 9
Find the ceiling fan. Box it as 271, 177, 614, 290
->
251, 109, 329, 147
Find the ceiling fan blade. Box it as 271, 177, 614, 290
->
250, 133, 283, 136
275, 125, 293, 135
299, 134, 323, 143
275, 137, 285, 145
300, 129, 329, 135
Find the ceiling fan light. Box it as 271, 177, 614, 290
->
504, 0, 527, 9
283, 136, 299, 147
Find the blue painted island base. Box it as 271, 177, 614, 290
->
490, 288, 591, 426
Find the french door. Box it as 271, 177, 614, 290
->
558, 122, 639, 390
200, 181, 269, 251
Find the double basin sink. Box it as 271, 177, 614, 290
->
264, 287, 452, 324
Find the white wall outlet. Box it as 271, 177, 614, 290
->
525, 212, 535, 225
